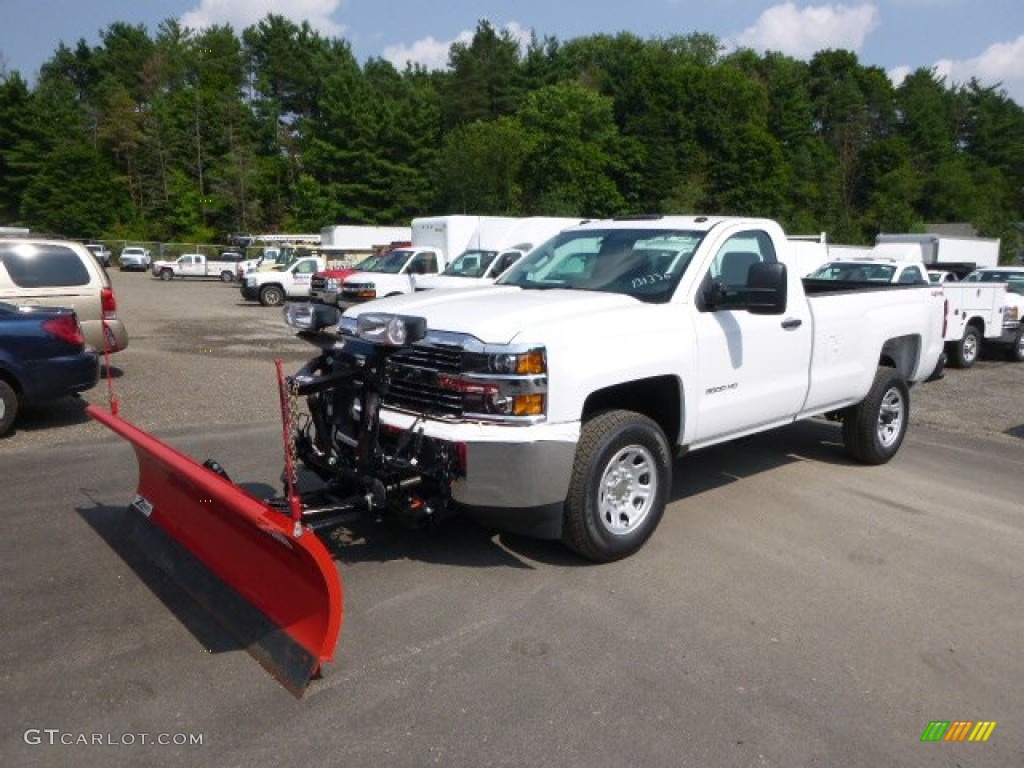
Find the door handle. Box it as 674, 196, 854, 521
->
781, 318, 803, 330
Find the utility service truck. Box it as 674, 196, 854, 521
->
151, 252, 246, 282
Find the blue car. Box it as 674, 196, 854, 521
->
0, 301, 99, 437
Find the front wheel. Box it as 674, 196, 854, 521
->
259, 284, 285, 307
1006, 326, 1024, 362
951, 325, 980, 368
562, 410, 671, 562
0, 379, 18, 437
842, 366, 910, 465
159, 268, 173, 281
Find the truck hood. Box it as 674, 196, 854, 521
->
342, 286, 648, 345
415, 275, 497, 290
316, 268, 358, 279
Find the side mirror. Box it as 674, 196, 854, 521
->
746, 262, 787, 315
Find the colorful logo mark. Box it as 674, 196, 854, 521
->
920, 721, 997, 742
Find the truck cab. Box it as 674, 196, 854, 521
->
807, 258, 928, 284
333, 248, 443, 308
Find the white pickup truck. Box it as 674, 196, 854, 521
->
151, 252, 245, 282
413, 247, 528, 291
240, 255, 323, 306
301, 216, 946, 562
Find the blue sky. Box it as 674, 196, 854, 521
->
2, 1, 1023, 103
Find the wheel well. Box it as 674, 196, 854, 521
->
965, 318, 985, 336
581, 376, 681, 445
0, 367, 22, 395
879, 334, 920, 378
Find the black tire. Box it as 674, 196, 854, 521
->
842, 366, 910, 465
950, 325, 981, 368
259, 284, 285, 307
562, 410, 671, 562
159, 268, 173, 281
220, 270, 234, 283
0, 379, 19, 438
1006, 326, 1024, 362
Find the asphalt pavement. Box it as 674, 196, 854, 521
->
0, 270, 1022, 767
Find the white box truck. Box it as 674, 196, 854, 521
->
331, 215, 524, 308
875, 233, 1000, 278
414, 216, 584, 291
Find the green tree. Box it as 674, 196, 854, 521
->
20, 144, 131, 236
518, 82, 627, 216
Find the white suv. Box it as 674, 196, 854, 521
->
119, 246, 151, 272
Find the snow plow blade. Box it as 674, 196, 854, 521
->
87, 404, 343, 697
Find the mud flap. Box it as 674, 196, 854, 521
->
87, 404, 343, 697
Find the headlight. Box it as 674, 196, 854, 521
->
325, 277, 339, 291
356, 313, 426, 346
463, 348, 547, 376
284, 303, 341, 330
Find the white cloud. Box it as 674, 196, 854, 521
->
732, 2, 880, 58
383, 21, 533, 72
888, 35, 1024, 104
934, 35, 1024, 102
179, 0, 346, 38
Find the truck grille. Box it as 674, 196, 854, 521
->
383, 343, 464, 418
310, 275, 327, 292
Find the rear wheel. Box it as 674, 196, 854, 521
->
951, 325, 980, 368
842, 366, 909, 465
259, 284, 285, 306
0, 379, 19, 438
220, 270, 234, 282
159, 268, 173, 281
562, 410, 671, 562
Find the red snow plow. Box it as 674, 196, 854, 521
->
91, 307, 463, 695
86, 359, 343, 697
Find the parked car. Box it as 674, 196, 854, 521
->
0, 301, 99, 437
120, 246, 152, 271
84, 243, 112, 268
0, 236, 129, 353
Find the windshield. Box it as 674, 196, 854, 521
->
965, 270, 1024, 295
809, 262, 896, 282
353, 254, 383, 271
497, 228, 704, 303
442, 249, 498, 278
354, 249, 412, 274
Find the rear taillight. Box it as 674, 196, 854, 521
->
942, 298, 948, 338
42, 314, 85, 346
101, 287, 118, 320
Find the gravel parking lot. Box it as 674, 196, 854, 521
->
2, 268, 1021, 451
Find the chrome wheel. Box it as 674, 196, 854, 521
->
876, 386, 905, 449
597, 444, 657, 536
